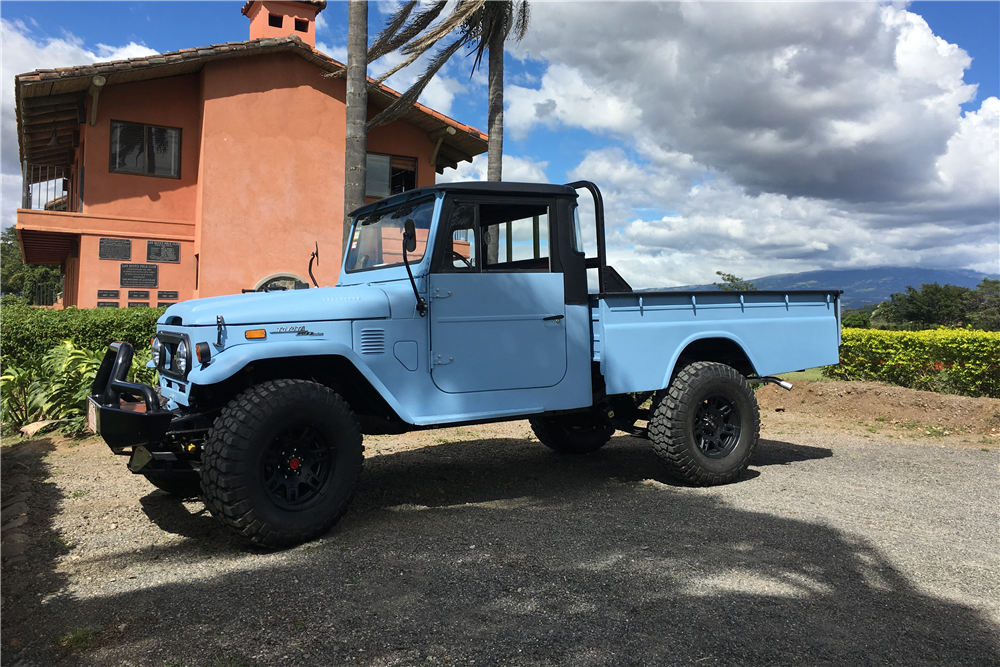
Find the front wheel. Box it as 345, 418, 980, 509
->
649, 362, 759, 486
529, 414, 615, 455
201, 379, 364, 547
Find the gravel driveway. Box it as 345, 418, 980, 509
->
2, 416, 998, 666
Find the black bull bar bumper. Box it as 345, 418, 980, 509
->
88, 342, 174, 453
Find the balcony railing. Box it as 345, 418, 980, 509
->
22, 161, 71, 212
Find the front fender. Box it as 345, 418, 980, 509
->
186, 329, 416, 424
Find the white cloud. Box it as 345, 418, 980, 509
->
506, 63, 641, 139
438, 153, 549, 184
316, 40, 347, 63
502, 3, 998, 286
1, 19, 158, 230
315, 12, 329, 34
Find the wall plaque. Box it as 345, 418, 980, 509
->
128, 290, 150, 299
120, 264, 158, 288
157, 302, 173, 308
97, 301, 119, 308
128, 302, 149, 308
147, 241, 181, 263
97, 290, 120, 299
157, 291, 179, 300
99, 238, 131, 260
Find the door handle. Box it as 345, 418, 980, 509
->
543, 315, 563, 323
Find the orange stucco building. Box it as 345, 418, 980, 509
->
14, 1, 486, 308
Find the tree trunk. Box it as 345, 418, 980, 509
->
343, 0, 368, 262
486, 27, 505, 182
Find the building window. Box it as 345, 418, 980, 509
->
110, 121, 181, 179
295, 18, 308, 32
365, 153, 416, 199
268, 14, 283, 28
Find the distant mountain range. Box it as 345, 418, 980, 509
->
650, 267, 999, 309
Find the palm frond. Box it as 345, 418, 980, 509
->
369, 1, 449, 63
368, 37, 466, 131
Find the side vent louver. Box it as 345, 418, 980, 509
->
360, 328, 386, 354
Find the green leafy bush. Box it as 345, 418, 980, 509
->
0, 296, 164, 368
1, 339, 157, 435
824, 328, 1000, 397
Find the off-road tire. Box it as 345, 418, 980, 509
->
201, 379, 364, 548
529, 414, 615, 455
143, 472, 202, 498
649, 361, 759, 485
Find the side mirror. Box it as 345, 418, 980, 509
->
402, 219, 417, 253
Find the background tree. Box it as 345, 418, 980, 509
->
964, 278, 1000, 331
890, 283, 971, 327
713, 271, 757, 291
1, 226, 62, 305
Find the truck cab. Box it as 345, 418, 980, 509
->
89, 181, 841, 547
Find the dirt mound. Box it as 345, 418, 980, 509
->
756, 380, 1000, 438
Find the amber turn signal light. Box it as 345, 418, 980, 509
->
195, 342, 211, 363
245, 329, 266, 340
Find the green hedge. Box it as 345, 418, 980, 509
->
1, 296, 165, 368
824, 328, 1000, 397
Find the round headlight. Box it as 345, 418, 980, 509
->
176, 340, 189, 375
151, 336, 162, 362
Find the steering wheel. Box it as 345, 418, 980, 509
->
450, 250, 472, 268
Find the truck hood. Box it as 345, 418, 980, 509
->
160, 286, 390, 326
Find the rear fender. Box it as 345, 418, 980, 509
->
661, 332, 760, 390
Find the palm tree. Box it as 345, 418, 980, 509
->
343, 0, 368, 256
462, 2, 530, 181
339, 1, 528, 259
367, 1, 530, 182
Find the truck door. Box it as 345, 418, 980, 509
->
428, 199, 568, 393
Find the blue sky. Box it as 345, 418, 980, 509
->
2, 1, 998, 287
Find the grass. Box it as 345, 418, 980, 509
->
777, 367, 830, 383
55, 626, 102, 651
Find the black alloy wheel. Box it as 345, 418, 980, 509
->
260, 424, 334, 510
693, 395, 742, 459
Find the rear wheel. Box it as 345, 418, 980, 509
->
529, 414, 615, 455
201, 379, 364, 547
649, 362, 759, 485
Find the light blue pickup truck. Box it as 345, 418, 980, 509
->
89, 181, 841, 547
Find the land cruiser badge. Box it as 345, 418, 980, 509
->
270, 326, 323, 336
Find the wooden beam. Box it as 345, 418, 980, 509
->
21, 92, 86, 108
428, 126, 456, 168
437, 143, 474, 165
89, 75, 106, 126
434, 154, 458, 173
20, 109, 80, 125
21, 102, 82, 117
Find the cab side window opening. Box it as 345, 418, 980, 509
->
480, 203, 550, 271
443, 204, 477, 271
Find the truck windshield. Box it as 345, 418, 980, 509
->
346, 197, 433, 272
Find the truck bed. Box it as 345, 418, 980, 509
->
591, 290, 842, 395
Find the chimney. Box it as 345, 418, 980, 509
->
242, 1, 326, 48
